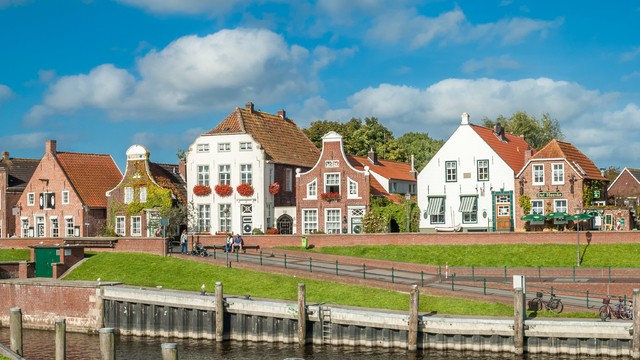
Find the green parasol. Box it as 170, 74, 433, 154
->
521, 213, 547, 221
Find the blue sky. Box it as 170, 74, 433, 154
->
1, 0, 639, 171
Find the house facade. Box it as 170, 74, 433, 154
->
106, 145, 187, 237
348, 148, 417, 201
186, 102, 319, 236
0, 151, 40, 238
418, 113, 531, 232
296, 132, 370, 234
13, 140, 121, 238
607, 168, 640, 208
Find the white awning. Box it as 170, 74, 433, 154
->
459, 196, 477, 213
426, 197, 444, 215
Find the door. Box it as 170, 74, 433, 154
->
495, 193, 512, 231
34, 248, 60, 278
35, 216, 45, 237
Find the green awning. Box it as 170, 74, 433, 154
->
459, 196, 477, 213
426, 197, 444, 215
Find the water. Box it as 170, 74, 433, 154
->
0, 328, 590, 359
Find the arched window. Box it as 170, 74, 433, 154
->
277, 215, 293, 235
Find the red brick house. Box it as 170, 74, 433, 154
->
106, 145, 187, 237
607, 168, 640, 207
14, 140, 121, 238
0, 151, 40, 238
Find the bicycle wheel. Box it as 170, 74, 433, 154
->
599, 305, 610, 321
550, 300, 563, 314
529, 298, 543, 311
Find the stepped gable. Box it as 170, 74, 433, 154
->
56, 152, 122, 207
532, 139, 606, 180
470, 124, 531, 173
149, 162, 188, 203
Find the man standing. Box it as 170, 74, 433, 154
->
180, 230, 188, 255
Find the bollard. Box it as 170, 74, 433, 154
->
513, 288, 524, 355
298, 283, 307, 347
10, 307, 23, 356
55, 318, 66, 360
161, 343, 178, 360
99, 327, 115, 360
632, 289, 640, 359
408, 285, 419, 352
215, 282, 224, 342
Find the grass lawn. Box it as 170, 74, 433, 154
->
0, 249, 30, 262
62, 252, 594, 318
292, 244, 640, 268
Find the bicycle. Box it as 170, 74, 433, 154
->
599, 297, 633, 321
528, 291, 563, 313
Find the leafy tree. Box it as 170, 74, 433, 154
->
302, 120, 346, 149
395, 132, 444, 171
481, 112, 563, 150
602, 166, 621, 182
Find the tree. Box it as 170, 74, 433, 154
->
481, 112, 564, 150
602, 166, 621, 182
395, 132, 445, 172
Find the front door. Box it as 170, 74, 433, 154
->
35, 216, 45, 237
495, 193, 512, 231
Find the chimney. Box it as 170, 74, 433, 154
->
367, 147, 378, 165
409, 154, 417, 179
277, 109, 286, 119
524, 147, 533, 163
1, 151, 8, 161
179, 159, 187, 181
46, 140, 57, 155
600, 168, 606, 177
245, 102, 254, 112
461, 112, 470, 125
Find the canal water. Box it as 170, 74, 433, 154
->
0, 328, 583, 359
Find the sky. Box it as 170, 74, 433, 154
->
1, 0, 639, 171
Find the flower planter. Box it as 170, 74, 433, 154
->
215, 184, 233, 197
237, 183, 255, 197
269, 182, 280, 195
193, 184, 212, 196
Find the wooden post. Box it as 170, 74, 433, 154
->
513, 287, 524, 355
99, 327, 115, 360
215, 282, 224, 342
408, 285, 419, 352
633, 289, 640, 359
161, 343, 178, 360
298, 283, 307, 347
9, 307, 23, 356
55, 318, 66, 360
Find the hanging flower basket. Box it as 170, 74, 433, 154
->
193, 184, 212, 196
320, 192, 340, 202
236, 183, 255, 197
214, 184, 233, 197
269, 182, 280, 195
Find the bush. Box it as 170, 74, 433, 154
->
252, 228, 264, 235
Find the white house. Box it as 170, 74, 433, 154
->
417, 113, 531, 232
186, 102, 319, 235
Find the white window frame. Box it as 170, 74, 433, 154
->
324, 173, 340, 194
140, 187, 147, 203
219, 164, 231, 185
477, 159, 489, 181
445, 161, 457, 182
348, 178, 358, 199
65, 217, 75, 237
240, 164, 252, 185
196, 143, 210, 153
218, 143, 231, 152
124, 187, 133, 204
131, 216, 142, 237
532, 164, 544, 185
62, 191, 70, 205
27, 192, 35, 206
239, 142, 253, 151
552, 163, 565, 185
306, 179, 317, 199
530, 200, 544, 215
198, 204, 211, 233
197, 165, 210, 186
302, 209, 318, 234
325, 208, 341, 234
115, 216, 126, 236
50, 217, 59, 237
554, 199, 568, 213
219, 204, 231, 233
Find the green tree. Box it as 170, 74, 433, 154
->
481, 112, 563, 150
602, 166, 621, 182
395, 132, 444, 172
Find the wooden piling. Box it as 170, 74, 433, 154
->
215, 282, 224, 342
408, 285, 419, 352
9, 307, 23, 356
298, 283, 307, 346
99, 327, 115, 360
513, 288, 524, 355
55, 318, 66, 360
161, 343, 178, 360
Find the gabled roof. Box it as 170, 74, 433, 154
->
348, 155, 415, 181
149, 162, 188, 204
470, 124, 531, 173
627, 168, 640, 182
56, 152, 122, 208
0, 157, 40, 192
530, 139, 607, 180
204, 103, 320, 167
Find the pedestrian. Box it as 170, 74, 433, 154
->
180, 230, 188, 254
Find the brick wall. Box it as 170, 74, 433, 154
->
608, 170, 640, 200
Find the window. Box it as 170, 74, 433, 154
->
140, 187, 147, 203
124, 187, 133, 204
62, 191, 70, 205
552, 163, 564, 184
198, 204, 211, 233
219, 165, 231, 185
218, 143, 230, 152
50, 218, 59, 237
532, 164, 544, 185
240, 164, 252, 185
325, 209, 341, 234
324, 173, 340, 193
348, 178, 358, 198
21, 218, 29, 237
219, 204, 231, 233
477, 159, 489, 181
554, 199, 567, 213
65, 217, 75, 237
115, 216, 126, 236
197, 165, 210, 186
426, 197, 445, 224
196, 143, 209, 153
286, 168, 293, 192
445, 161, 457, 182
27, 193, 35, 206
131, 216, 142, 236
531, 200, 544, 214
307, 180, 317, 199
459, 196, 477, 224
240, 142, 252, 151
303, 209, 318, 234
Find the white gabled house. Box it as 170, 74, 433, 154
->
417, 113, 531, 232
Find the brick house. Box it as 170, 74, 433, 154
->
14, 140, 121, 238
607, 168, 640, 208
0, 151, 40, 238
186, 102, 320, 236
348, 148, 417, 201
106, 145, 187, 237
515, 139, 608, 231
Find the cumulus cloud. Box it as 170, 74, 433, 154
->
0, 84, 13, 105
462, 56, 521, 74
0, 132, 49, 149
115, 0, 245, 15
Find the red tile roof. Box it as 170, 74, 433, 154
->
205, 104, 320, 167
348, 155, 415, 181
57, 152, 122, 208
470, 124, 531, 173
530, 139, 607, 180
149, 162, 188, 204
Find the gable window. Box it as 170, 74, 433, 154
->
124, 187, 133, 204
218, 143, 230, 152
554, 199, 567, 213
219, 204, 231, 233
218, 164, 231, 185
325, 209, 341, 234
445, 161, 457, 182
460, 196, 477, 224
302, 209, 318, 234
197, 165, 210, 186
530, 200, 543, 214
50, 217, 59, 237
348, 178, 358, 198
27, 193, 35, 207
131, 216, 142, 236
197, 143, 209, 153
426, 196, 445, 224
140, 187, 147, 203
62, 191, 70, 205
240, 142, 253, 151
198, 204, 210, 233
307, 179, 317, 199
532, 164, 544, 185
115, 216, 126, 236
286, 168, 293, 192
477, 159, 489, 181
240, 164, 252, 185
552, 163, 564, 185
65, 217, 75, 237
325, 173, 340, 193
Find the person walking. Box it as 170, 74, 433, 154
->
180, 230, 188, 255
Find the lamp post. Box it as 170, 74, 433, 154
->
405, 193, 411, 232
575, 205, 581, 267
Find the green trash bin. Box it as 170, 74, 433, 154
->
301, 236, 308, 249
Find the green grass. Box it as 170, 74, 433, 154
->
290, 244, 640, 267
0, 249, 30, 261
62, 252, 594, 318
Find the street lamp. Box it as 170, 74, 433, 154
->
575, 205, 581, 267
405, 193, 411, 232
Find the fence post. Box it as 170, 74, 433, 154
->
513, 288, 524, 355
260, 251, 263, 266
504, 266, 507, 282
309, 257, 312, 273
408, 285, 419, 352
483, 278, 487, 295
336, 260, 339, 276
586, 290, 589, 308
472, 266, 475, 281
391, 267, 395, 284
298, 283, 307, 347
284, 254, 287, 269
55, 318, 66, 360
538, 266, 541, 281
215, 282, 224, 342
363, 264, 366, 280
421, 271, 424, 287
99, 327, 115, 360
9, 307, 23, 356
609, 266, 612, 283
573, 266, 576, 282
161, 343, 178, 360
451, 274, 455, 291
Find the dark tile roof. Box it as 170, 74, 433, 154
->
0, 157, 40, 192
149, 162, 188, 204
57, 152, 122, 208
627, 168, 640, 183
531, 139, 607, 180
470, 124, 531, 173
204, 104, 320, 167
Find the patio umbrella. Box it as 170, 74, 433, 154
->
572, 213, 594, 221
546, 212, 571, 220
520, 213, 546, 221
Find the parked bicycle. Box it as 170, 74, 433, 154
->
528, 291, 563, 313
599, 297, 633, 321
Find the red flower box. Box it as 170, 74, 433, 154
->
236, 183, 255, 197
269, 182, 280, 195
214, 184, 233, 197
320, 192, 340, 201
193, 184, 212, 196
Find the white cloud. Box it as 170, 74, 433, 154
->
462, 56, 521, 74
115, 0, 245, 15
0, 132, 49, 150
0, 84, 13, 105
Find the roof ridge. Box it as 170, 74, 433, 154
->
57, 151, 113, 157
